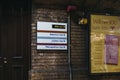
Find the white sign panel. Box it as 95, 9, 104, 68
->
37, 39, 67, 44
37, 45, 67, 50
37, 32, 67, 38
37, 21, 67, 50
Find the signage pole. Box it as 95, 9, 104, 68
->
68, 12, 72, 80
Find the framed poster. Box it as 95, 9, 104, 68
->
37, 21, 67, 50
90, 14, 120, 73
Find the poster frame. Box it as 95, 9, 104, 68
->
88, 13, 120, 74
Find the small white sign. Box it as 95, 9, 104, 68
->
37, 39, 67, 44
37, 32, 67, 38
37, 22, 67, 31
37, 45, 67, 50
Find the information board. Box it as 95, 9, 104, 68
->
90, 14, 120, 73
37, 21, 67, 50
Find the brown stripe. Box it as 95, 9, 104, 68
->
37, 30, 67, 33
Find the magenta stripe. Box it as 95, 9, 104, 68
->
37, 43, 67, 45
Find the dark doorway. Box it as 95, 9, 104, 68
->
0, 1, 31, 80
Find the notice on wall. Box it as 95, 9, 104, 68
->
37, 21, 67, 50
90, 14, 120, 73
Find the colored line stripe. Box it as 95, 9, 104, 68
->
37, 37, 67, 39
37, 30, 67, 33
37, 43, 67, 45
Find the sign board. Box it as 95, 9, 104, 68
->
90, 14, 120, 73
37, 21, 67, 50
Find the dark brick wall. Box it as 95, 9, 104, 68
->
30, 5, 120, 80
70, 22, 89, 80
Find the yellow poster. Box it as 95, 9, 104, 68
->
90, 14, 120, 73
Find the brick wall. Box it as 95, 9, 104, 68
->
31, 6, 69, 80
30, 5, 120, 80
